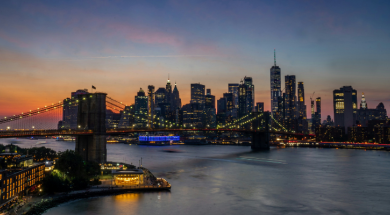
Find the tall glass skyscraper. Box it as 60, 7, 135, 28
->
270, 50, 281, 117
244, 77, 254, 113
333, 86, 357, 132
297, 82, 306, 119
190, 83, 205, 110
228, 83, 239, 109
285, 75, 296, 119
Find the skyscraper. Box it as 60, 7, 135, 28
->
256, 102, 264, 112
238, 83, 247, 118
171, 82, 181, 111
315, 97, 321, 128
228, 83, 239, 109
297, 82, 307, 133
360, 93, 367, 109
223, 93, 234, 111
61, 89, 88, 129
333, 86, 357, 131
166, 77, 172, 106
205, 89, 215, 109
190, 83, 205, 110
270, 49, 281, 117
147, 85, 155, 128
135, 88, 148, 128
285, 75, 296, 119
205, 89, 216, 128
297, 82, 306, 119
155, 88, 166, 105
244, 77, 254, 112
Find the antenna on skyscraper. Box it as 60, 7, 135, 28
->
274, 49, 276, 67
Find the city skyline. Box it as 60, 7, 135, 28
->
1, 0, 390, 121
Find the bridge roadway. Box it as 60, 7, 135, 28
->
0, 128, 315, 138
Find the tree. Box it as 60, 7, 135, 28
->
55, 150, 84, 179
42, 174, 70, 194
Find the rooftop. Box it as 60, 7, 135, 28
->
112, 169, 143, 175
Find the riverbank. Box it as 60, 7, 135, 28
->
22, 186, 170, 215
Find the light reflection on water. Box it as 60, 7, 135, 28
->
3, 138, 389, 214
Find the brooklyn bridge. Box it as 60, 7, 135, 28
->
0, 92, 313, 163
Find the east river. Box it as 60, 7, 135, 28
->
2, 138, 390, 214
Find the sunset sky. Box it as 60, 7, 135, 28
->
1, 0, 390, 120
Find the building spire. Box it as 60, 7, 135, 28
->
274, 49, 276, 67
360, 92, 367, 109
167, 74, 170, 83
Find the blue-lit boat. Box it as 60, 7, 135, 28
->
138, 136, 180, 145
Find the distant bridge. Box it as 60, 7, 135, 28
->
0, 93, 313, 163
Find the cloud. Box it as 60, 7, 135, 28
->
88, 55, 216, 59
0, 31, 31, 48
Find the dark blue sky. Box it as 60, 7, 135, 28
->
1, 0, 389, 118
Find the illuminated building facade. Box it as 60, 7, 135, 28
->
147, 85, 155, 128
60, 89, 89, 129
0, 153, 44, 205
190, 83, 205, 110
118, 105, 135, 129
297, 82, 307, 133
155, 88, 166, 106
113, 169, 144, 186
205, 89, 215, 109
165, 78, 172, 107
256, 102, 264, 113
223, 93, 234, 111
135, 88, 148, 128
244, 77, 254, 113
357, 97, 388, 127
270, 50, 281, 117
238, 83, 247, 118
228, 83, 239, 108
333, 86, 357, 131
285, 75, 296, 120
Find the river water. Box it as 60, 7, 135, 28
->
2, 138, 390, 214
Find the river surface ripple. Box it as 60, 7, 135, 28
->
3, 138, 389, 214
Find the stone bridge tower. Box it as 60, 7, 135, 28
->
251, 111, 271, 150
75, 93, 107, 163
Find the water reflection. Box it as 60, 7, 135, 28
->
3, 138, 389, 214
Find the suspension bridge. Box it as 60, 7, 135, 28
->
0, 92, 313, 163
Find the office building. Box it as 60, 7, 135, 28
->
190, 83, 205, 110
147, 85, 155, 128
244, 77, 254, 112
0, 153, 45, 205
155, 88, 166, 105
314, 97, 321, 128
205, 89, 215, 109
217, 98, 227, 114
228, 83, 239, 108
238, 83, 247, 118
166, 78, 172, 107
297, 82, 306, 119
256, 102, 264, 113
270, 50, 281, 117
135, 88, 148, 128
171, 82, 182, 111
285, 75, 296, 119
223, 93, 234, 111
333, 86, 357, 131
357, 93, 388, 126
60, 89, 88, 129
